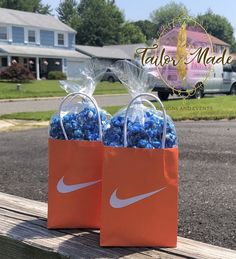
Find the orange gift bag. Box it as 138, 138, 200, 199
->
48, 92, 105, 229
47, 59, 110, 229
100, 93, 178, 247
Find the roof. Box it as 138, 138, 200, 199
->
160, 28, 230, 47
106, 43, 147, 58
187, 30, 230, 46
75, 45, 130, 59
0, 45, 89, 59
209, 34, 230, 46
0, 8, 75, 33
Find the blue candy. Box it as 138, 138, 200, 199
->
50, 102, 177, 148
153, 140, 161, 148
49, 106, 110, 141
103, 107, 177, 149
137, 139, 148, 148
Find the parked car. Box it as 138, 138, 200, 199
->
101, 68, 119, 82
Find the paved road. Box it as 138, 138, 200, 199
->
0, 121, 235, 249
0, 94, 131, 115
0, 94, 181, 115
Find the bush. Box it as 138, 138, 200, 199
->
0, 64, 34, 82
48, 71, 67, 80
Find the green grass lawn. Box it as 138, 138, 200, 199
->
1, 96, 236, 121
0, 80, 127, 99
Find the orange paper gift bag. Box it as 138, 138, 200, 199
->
48, 92, 103, 229
100, 93, 178, 247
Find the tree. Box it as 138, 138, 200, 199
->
150, 2, 188, 36
131, 20, 156, 41
37, 1, 52, 14
56, 0, 80, 30
76, 0, 124, 46
0, 0, 52, 14
231, 39, 236, 53
119, 23, 146, 44
196, 10, 236, 52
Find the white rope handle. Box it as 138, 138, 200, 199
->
142, 99, 156, 110
59, 92, 102, 141
123, 93, 167, 148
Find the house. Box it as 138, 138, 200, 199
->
159, 27, 230, 54
75, 45, 131, 67
0, 8, 88, 80
75, 43, 148, 68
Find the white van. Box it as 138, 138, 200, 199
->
150, 46, 236, 100
191, 62, 236, 99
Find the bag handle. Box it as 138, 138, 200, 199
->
123, 93, 167, 148
59, 92, 103, 141
142, 99, 156, 110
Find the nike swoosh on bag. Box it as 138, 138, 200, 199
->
57, 176, 101, 193
110, 187, 166, 208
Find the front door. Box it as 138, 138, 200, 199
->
40, 59, 49, 79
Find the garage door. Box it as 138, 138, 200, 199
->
66, 60, 87, 80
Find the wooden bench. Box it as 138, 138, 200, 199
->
0, 192, 235, 259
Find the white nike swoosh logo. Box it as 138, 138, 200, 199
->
110, 187, 166, 208
57, 176, 101, 193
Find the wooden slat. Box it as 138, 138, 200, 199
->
0, 192, 235, 259
0, 211, 152, 259
0, 192, 46, 218
0, 193, 180, 259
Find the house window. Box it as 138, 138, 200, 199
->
28, 30, 36, 43
57, 33, 64, 46
0, 26, 7, 40
1, 57, 7, 66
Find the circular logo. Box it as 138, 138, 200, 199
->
154, 16, 213, 98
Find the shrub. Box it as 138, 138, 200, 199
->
0, 64, 34, 82
48, 71, 67, 80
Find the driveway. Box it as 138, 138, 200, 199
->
0, 120, 235, 249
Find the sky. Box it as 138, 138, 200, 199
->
43, 0, 236, 36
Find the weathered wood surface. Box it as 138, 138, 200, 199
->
0, 192, 235, 259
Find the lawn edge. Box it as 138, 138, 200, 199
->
0, 93, 129, 102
